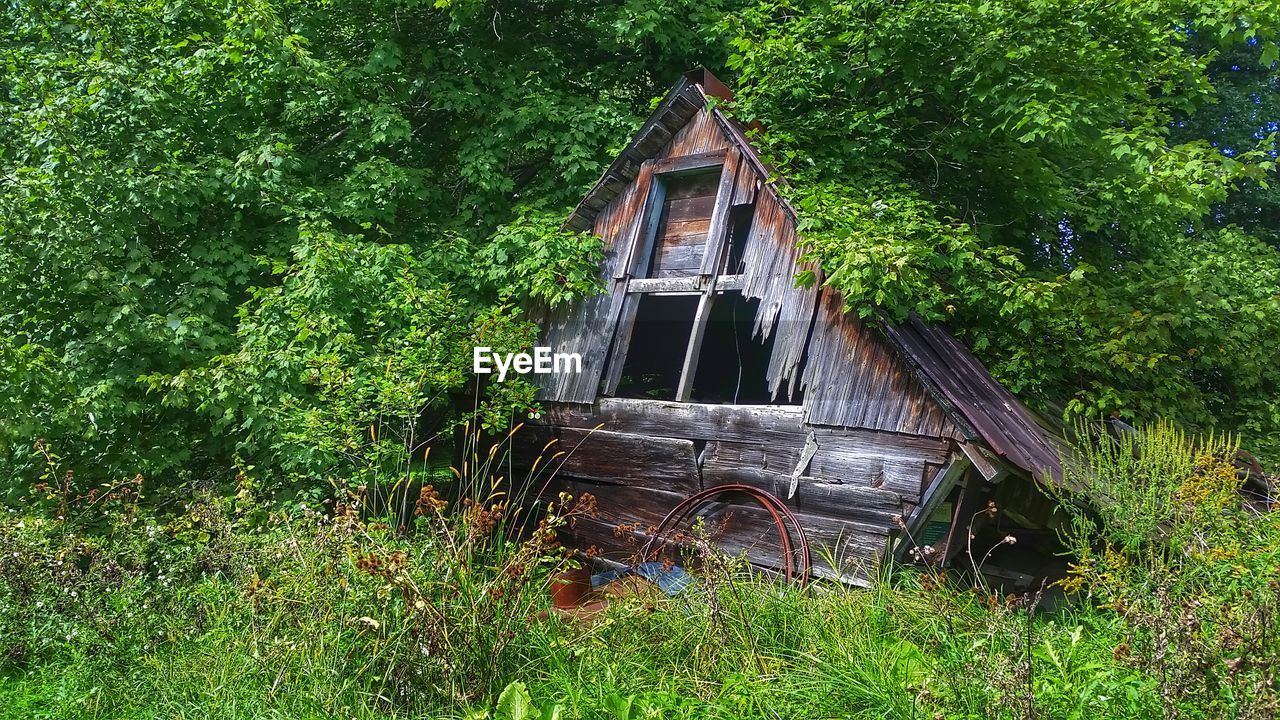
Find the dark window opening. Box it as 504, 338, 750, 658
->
614, 295, 697, 400
690, 291, 801, 405
722, 205, 754, 275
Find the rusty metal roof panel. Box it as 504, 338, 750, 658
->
880, 315, 1063, 483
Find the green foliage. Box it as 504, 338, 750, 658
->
1060, 422, 1222, 553
0, 501, 1160, 719
141, 223, 540, 493
0, 0, 727, 493
724, 0, 1280, 461
4, 0, 1280, 494
1052, 422, 1280, 717
487, 682, 564, 720
477, 212, 606, 308
4, 424, 1279, 718
1174, 26, 1280, 249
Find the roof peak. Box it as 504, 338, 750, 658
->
565, 70, 784, 232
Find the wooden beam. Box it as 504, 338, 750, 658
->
611, 163, 657, 280
959, 441, 1008, 483
627, 274, 744, 294
620, 167, 667, 279
652, 148, 727, 176
894, 452, 970, 561
939, 469, 989, 566
542, 398, 807, 444
627, 276, 700, 294
675, 283, 717, 401
599, 292, 642, 396
697, 148, 741, 276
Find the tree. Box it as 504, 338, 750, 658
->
0, 0, 728, 495
2, 0, 1278, 499
723, 0, 1280, 461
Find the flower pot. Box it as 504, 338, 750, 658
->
549, 566, 592, 609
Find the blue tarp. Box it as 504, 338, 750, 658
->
591, 562, 695, 596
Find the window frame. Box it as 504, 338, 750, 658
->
601, 148, 754, 401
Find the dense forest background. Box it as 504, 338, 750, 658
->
3, 0, 1278, 502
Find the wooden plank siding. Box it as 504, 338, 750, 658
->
737, 190, 820, 400
801, 288, 959, 437
648, 170, 718, 278
529, 71, 1060, 584
509, 399, 956, 583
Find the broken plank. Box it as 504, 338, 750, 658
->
806, 425, 951, 465
805, 449, 927, 500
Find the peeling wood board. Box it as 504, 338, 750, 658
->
804, 451, 927, 501
509, 426, 700, 495
806, 426, 951, 465
736, 196, 819, 399
541, 399, 808, 445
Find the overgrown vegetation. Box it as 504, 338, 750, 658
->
2, 2, 1279, 718
724, 1, 1280, 457
2, 0, 1279, 499
2, 424, 1276, 719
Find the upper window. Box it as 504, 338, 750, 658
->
643, 169, 719, 278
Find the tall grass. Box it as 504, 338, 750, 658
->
1, 423, 1276, 719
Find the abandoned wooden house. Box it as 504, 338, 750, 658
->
511, 70, 1067, 585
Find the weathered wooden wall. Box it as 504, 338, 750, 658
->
537, 96, 823, 406
802, 288, 961, 436
511, 399, 956, 584
536, 109, 735, 404
525, 74, 993, 583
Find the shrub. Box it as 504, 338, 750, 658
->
1051, 422, 1280, 718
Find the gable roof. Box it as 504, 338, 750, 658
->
565, 69, 1064, 483
566, 69, 794, 232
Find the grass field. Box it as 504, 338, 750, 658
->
2, 426, 1277, 719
